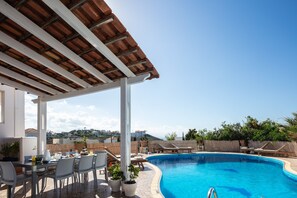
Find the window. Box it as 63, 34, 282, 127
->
0, 91, 4, 123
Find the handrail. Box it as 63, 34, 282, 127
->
207, 187, 218, 198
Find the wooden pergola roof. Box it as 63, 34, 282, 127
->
0, 0, 159, 102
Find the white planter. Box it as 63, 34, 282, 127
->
123, 182, 137, 197
121, 181, 125, 192
109, 179, 121, 192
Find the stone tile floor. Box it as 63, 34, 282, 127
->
0, 162, 155, 198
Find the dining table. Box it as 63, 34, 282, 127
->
13, 160, 58, 198
12, 154, 94, 197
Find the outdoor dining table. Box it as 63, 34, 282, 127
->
13, 160, 57, 198
12, 154, 94, 197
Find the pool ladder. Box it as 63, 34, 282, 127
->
207, 187, 218, 198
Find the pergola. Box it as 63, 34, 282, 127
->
0, 0, 159, 178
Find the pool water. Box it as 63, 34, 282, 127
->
148, 154, 297, 198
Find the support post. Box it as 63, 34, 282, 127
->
120, 77, 131, 180
37, 97, 47, 155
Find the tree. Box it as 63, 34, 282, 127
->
195, 129, 207, 144
203, 115, 291, 142
165, 132, 177, 141
285, 112, 297, 140
185, 129, 198, 140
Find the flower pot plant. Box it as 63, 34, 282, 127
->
108, 163, 123, 192
122, 164, 140, 197
0, 141, 19, 161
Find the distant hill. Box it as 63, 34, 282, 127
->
144, 134, 162, 141
25, 128, 161, 141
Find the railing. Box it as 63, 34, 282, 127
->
207, 187, 218, 198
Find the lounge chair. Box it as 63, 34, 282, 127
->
104, 147, 147, 170
240, 146, 254, 153
240, 142, 271, 153
157, 143, 179, 153
171, 143, 193, 153
254, 143, 292, 157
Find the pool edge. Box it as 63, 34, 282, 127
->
146, 162, 165, 198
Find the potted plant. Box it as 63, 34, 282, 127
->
122, 164, 140, 197
108, 163, 123, 192
0, 141, 19, 161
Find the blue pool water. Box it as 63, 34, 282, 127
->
147, 153, 297, 198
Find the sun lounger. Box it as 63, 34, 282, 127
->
254, 143, 292, 157
240, 142, 271, 154
171, 143, 193, 153
240, 146, 255, 153
104, 147, 147, 170
157, 143, 179, 153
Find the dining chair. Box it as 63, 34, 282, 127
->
0, 161, 31, 198
43, 158, 75, 191
93, 151, 108, 182
74, 155, 94, 184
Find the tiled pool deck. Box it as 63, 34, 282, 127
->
1, 153, 297, 198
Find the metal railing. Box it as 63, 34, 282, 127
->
207, 187, 218, 198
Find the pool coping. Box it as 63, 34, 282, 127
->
146, 152, 297, 197
146, 162, 164, 198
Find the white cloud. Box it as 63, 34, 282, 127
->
25, 94, 120, 133
25, 95, 183, 139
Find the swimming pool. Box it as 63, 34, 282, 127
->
147, 153, 297, 198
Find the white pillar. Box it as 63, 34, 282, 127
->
120, 77, 131, 180
37, 97, 47, 155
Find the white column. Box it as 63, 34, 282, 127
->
37, 97, 47, 155
120, 77, 131, 180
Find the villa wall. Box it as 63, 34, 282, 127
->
204, 140, 240, 152
46, 141, 138, 155
45, 140, 297, 157
148, 140, 198, 153
203, 140, 297, 156
0, 85, 25, 138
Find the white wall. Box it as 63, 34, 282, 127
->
20, 137, 37, 162
0, 85, 25, 138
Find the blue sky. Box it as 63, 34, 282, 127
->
26, 0, 297, 139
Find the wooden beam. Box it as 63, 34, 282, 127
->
104, 34, 128, 46
0, 1, 112, 83
103, 60, 147, 75
90, 47, 138, 65
43, 0, 135, 78
1, 0, 91, 51
33, 74, 150, 103
62, 15, 114, 45
127, 60, 147, 68
0, 31, 90, 88
55, 37, 136, 67
0, 52, 74, 92
0, 76, 49, 96
0, 66, 61, 95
